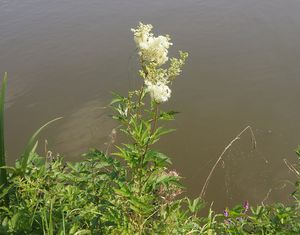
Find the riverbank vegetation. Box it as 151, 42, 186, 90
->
1, 23, 300, 234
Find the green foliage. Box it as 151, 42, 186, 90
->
106, 87, 203, 234
0, 150, 122, 234
210, 203, 300, 234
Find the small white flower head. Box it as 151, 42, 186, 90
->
131, 22, 153, 49
146, 81, 171, 103
131, 22, 172, 66
142, 35, 172, 65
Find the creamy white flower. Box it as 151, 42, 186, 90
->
131, 22, 172, 65
131, 23, 153, 49
146, 81, 171, 103
141, 35, 172, 65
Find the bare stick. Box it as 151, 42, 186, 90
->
105, 128, 117, 156
199, 126, 256, 199
283, 158, 300, 176
261, 183, 287, 206
261, 188, 272, 206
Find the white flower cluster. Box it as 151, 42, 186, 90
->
145, 81, 171, 104
131, 22, 172, 66
131, 22, 187, 104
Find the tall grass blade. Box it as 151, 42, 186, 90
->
0, 73, 8, 201
19, 117, 63, 172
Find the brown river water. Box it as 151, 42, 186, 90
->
1, 0, 300, 211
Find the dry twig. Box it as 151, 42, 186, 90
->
200, 126, 256, 198
283, 158, 300, 176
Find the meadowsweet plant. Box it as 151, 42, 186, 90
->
108, 22, 204, 234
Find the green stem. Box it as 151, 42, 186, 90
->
151, 104, 159, 134
138, 104, 159, 195
136, 85, 145, 120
